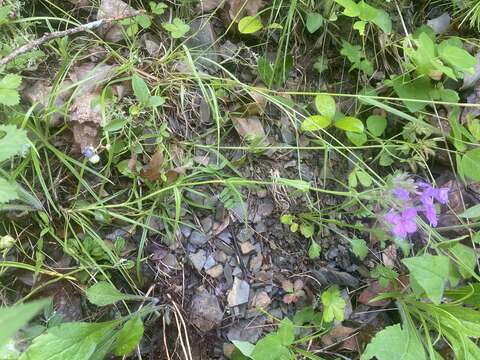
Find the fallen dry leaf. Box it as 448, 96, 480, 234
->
322, 325, 359, 352
231, 116, 267, 142
229, 0, 265, 21
358, 281, 392, 307
97, 0, 136, 42
70, 93, 102, 151
140, 151, 164, 181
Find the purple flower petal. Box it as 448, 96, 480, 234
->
385, 210, 400, 225
402, 207, 417, 220
392, 223, 407, 238
393, 188, 410, 201
434, 188, 449, 204
403, 218, 418, 234
422, 199, 438, 227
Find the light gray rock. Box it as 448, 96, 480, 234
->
189, 250, 206, 272
227, 277, 250, 307
189, 230, 208, 246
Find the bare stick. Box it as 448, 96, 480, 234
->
0, 12, 142, 67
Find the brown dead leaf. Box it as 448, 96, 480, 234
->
70, 93, 102, 151
140, 151, 164, 181
246, 91, 267, 115
322, 325, 359, 352
231, 116, 267, 143
229, 0, 265, 21
382, 245, 397, 267
358, 281, 392, 307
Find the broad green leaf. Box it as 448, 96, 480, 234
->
275, 178, 310, 192
114, 317, 144, 356
340, 41, 362, 64
308, 241, 321, 259
300, 223, 314, 238
460, 204, 480, 219
232, 340, 255, 357
321, 286, 346, 323
238, 16, 263, 34
351, 238, 368, 260
439, 45, 476, 74
162, 18, 190, 38
467, 117, 480, 141
150, 1, 167, 15
86, 282, 137, 306
335, 117, 364, 133
449, 243, 477, 279
148, 96, 165, 108
306, 12, 323, 33
313, 57, 328, 74
277, 318, 295, 346
389, 74, 433, 113
257, 57, 274, 86
461, 148, 480, 181
346, 131, 367, 146
0, 299, 49, 347
371, 8, 392, 34
301, 115, 331, 132
280, 214, 294, 225
136, 14, 152, 29
353, 20, 367, 35
0, 178, 19, 204
103, 119, 127, 132
131, 74, 150, 105
361, 324, 426, 360
334, 0, 360, 17
366, 115, 387, 136
348, 171, 358, 188
315, 94, 336, 120
0, 124, 30, 162
251, 334, 291, 360
20, 321, 117, 360
402, 255, 450, 304
356, 170, 372, 187
0, 74, 22, 106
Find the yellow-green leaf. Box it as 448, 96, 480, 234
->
335, 116, 364, 133
238, 16, 263, 34
301, 115, 331, 131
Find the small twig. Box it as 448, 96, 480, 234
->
0, 12, 142, 68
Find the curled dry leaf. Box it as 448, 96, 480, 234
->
358, 281, 393, 307
140, 151, 164, 181
231, 116, 267, 143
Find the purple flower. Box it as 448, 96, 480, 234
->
422, 197, 438, 227
418, 182, 449, 205
82, 147, 95, 158
385, 207, 418, 238
393, 188, 410, 201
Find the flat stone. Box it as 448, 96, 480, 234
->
227, 278, 250, 307
204, 254, 217, 270
224, 263, 233, 287
206, 264, 224, 278
201, 216, 213, 233
237, 228, 254, 242
190, 290, 223, 332
227, 317, 266, 343
231, 202, 248, 223
189, 250, 206, 272
214, 250, 229, 263
249, 253, 263, 272
189, 230, 208, 246
240, 241, 256, 255
252, 291, 271, 309
186, 18, 218, 69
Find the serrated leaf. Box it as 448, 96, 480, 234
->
0, 299, 49, 347
0, 178, 19, 204
20, 321, 117, 360
335, 117, 364, 133
114, 317, 144, 356
306, 12, 323, 33
150, 1, 167, 15
361, 324, 426, 360
0, 74, 22, 106
315, 94, 336, 120
301, 115, 331, 132
402, 255, 450, 304
366, 115, 387, 136
0, 125, 30, 162
308, 241, 321, 259
162, 18, 190, 38
131, 74, 150, 105
86, 282, 137, 306
351, 238, 368, 260
321, 286, 346, 323
238, 16, 263, 34
335, 0, 360, 17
